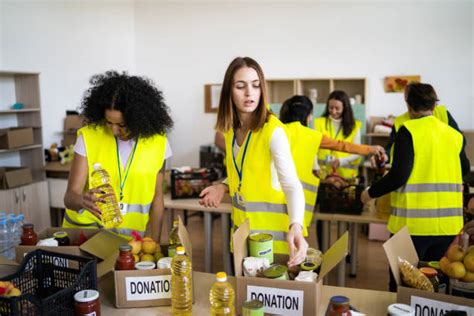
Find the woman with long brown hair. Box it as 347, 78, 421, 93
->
199, 57, 307, 266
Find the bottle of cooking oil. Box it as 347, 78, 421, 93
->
210, 272, 235, 316
169, 220, 181, 245
90, 163, 123, 228
171, 246, 193, 315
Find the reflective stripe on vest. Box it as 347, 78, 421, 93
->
225, 115, 304, 255
315, 117, 362, 178
388, 116, 463, 235
63, 125, 166, 239
287, 122, 322, 228
396, 183, 462, 194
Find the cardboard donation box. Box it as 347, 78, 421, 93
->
16, 228, 128, 277
233, 220, 349, 316
383, 227, 474, 312
0, 127, 34, 149
114, 217, 193, 308
0, 167, 32, 189
15, 227, 100, 261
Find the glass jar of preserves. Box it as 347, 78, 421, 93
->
53, 231, 70, 246
420, 267, 440, 292
74, 289, 100, 316
115, 244, 135, 270
20, 223, 38, 246
326, 296, 352, 316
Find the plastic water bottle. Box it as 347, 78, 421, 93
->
171, 246, 193, 315
11, 214, 22, 252
90, 163, 123, 228
169, 220, 181, 245
0, 218, 9, 259
5, 214, 16, 260
210, 272, 235, 316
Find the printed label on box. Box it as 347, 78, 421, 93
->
247, 285, 304, 316
23, 252, 69, 269
125, 275, 172, 301
411, 296, 473, 315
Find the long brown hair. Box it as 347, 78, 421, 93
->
322, 90, 355, 138
215, 57, 270, 133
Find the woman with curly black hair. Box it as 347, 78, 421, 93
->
63, 71, 173, 241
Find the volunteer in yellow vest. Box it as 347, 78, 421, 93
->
384, 84, 464, 163
63, 71, 173, 241
279, 95, 385, 227
361, 83, 470, 290
314, 90, 363, 179
199, 57, 307, 266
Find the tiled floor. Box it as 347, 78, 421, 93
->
164, 211, 390, 292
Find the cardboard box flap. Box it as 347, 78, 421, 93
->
232, 219, 250, 277
177, 216, 193, 261
79, 230, 129, 260
318, 231, 349, 280
383, 226, 418, 286
97, 251, 119, 279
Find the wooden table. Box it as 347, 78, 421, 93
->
99, 271, 397, 315
164, 195, 389, 287
164, 194, 232, 275
314, 211, 388, 287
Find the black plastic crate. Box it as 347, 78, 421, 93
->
0, 249, 97, 315
170, 167, 218, 199
318, 183, 364, 215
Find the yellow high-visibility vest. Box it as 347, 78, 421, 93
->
314, 117, 362, 178
63, 125, 166, 239
225, 115, 307, 255
391, 106, 449, 164
286, 122, 322, 228
388, 116, 463, 235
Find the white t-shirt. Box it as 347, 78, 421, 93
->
74, 134, 172, 168
232, 127, 304, 227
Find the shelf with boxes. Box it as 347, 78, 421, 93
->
266, 77, 367, 134
0, 71, 50, 231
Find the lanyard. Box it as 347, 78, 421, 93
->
232, 131, 252, 192
116, 138, 138, 201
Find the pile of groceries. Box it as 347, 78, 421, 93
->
397, 233, 474, 298
244, 232, 322, 282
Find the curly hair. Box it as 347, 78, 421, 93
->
80, 70, 173, 138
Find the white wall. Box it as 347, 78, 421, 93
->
135, 1, 473, 166
1, 0, 136, 150
1, 1, 473, 167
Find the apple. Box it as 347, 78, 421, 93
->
463, 252, 474, 273
461, 270, 474, 282
128, 239, 142, 255
142, 237, 158, 254
446, 261, 467, 279
446, 244, 465, 262
439, 256, 451, 274
140, 254, 155, 262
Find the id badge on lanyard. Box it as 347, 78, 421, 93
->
235, 191, 246, 208
119, 202, 128, 216
232, 131, 252, 209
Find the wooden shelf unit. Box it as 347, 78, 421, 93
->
266, 77, 367, 105
0, 71, 50, 231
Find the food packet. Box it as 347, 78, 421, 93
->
398, 256, 434, 292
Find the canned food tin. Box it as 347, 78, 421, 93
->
263, 264, 288, 280
242, 299, 264, 316
300, 261, 318, 271
248, 233, 273, 264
